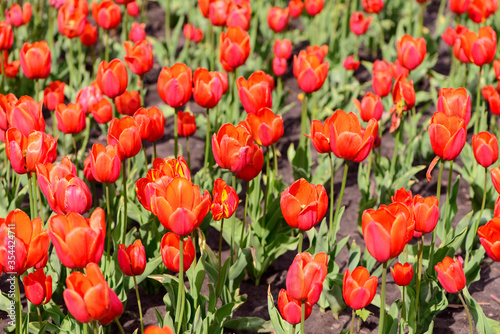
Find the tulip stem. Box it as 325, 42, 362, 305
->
466, 167, 488, 266
429, 159, 444, 273
218, 218, 225, 282
299, 93, 308, 151
27, 173, 35, 220
300, 301, 305, 334
175, 237, 185, 334
231, 69, 238, 124
297, 230, 304, 253
34, 79, 39, 101
264, 148, 270, 218
186, 136, 191, 169
106, 183, 112, 277
289, 324, 295, 334
15, 275, 21, 334
34, 175, 44, 223
328, 153, 335, 239
350, 309, 355, 334
459, 292, 474, 334
72, 135, 78, 172
37, 306, 43, 328
402, 285, 406, 323
153, 141, 157, 161
165, 0, 170, 43
121, 160, 128, 244
174, 108, 179, 158
417, 4, 424, 38
332, 161, 349, 240
415, 235, 425, 323
389, 125, 401, 179
240, 181, 250, 249
104, 30, 110, 61
441, 161, 454, 245
272, 144, 279, 182
475, 66, 483, 134
143, 145, 148, 166
204, 108, 210, 170
133, 275, 144, 333
378, 261, 388, 334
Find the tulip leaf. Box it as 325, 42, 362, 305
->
355, 308, 372, 322
465, 248, 485, 285
224, 317, 272, 333
463, 287, 495, 334
267, 286, 287, 334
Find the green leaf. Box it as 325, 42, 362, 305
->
224, 317, 272, 333
267, 286, 287, 334
463, 287, 495, 334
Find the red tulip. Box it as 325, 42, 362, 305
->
23, 269, 52, 305
343, 55, 360, 71
273, 57, 288, 77
211, 178, 239, 220
115, 90, 141, 116
44, 81, 65, 111
96, 59, 128, 98
58, 5, 86, 38
454, 26, 497, 66
293, 52, 329, 94
92, 0, 122, 30
468, 0, 498, 23
64, 262, 123, 324
286, 252, 327, 304
288, 0, 304, 17
397, 35, 426, 71
450, 0, 469, 14
392, 75, 415, 121
20, 41, 51, 79
390, 262, 413, 286
226, 2, 252, 31
89, 143, 122, 183
442, 24, 468, 47
127, 1, 140, 16
117, 239, 146, 276
267, 7, 290, 33
212, 123, 264, 181
362, 0, 384, 13
133, 106, 165, 143
64, 0, 90, 14
478, 217, 500, 261
6, 129, 57, 174
193, 68, 224, 109
124, 40, 154, 76
237, 70, 273, 114
56, 103, 86, 134
216, 71, 229, 94
0, 21, 13, 51
243, 107, 284, 146
437, 87, 471, 126
389, 60, 410, 79
304, 0, 324, 16
435, 256, 466, 293
208, 0, 229, 26
343, 266, 378, 309
107, 116, 142, 159
329, 109, 378, 162
354, 92, 383, 122
274, 39, 292, 59
183, 24, 204, 43
160, 232, 196, 272
413, 195, 439, 234
278, 289, 312, 325
219, 26, 250, 72
494, 60, 500, 80
7, 95, 45, 137
177, 110, 197, 137
90, 99, 113, 124
129, 22, 146, 43
473, 132, 499, 168
37, 159, 93, 215
492, 167, 500, 194
83, 157, 95, 182
5, 3, 32, 27
143, 326, 175, 334
0, 209, 50, 275
372, 60, 392, 97
305, 116, 333, 154
157, 63, 192, 109
362, 202, 415, 262
0, 93, 16, 141
76, 82, 104, 114
280, 178, 328, 231
428, 112, 466, 163
482, 86, 500, 115
150, 177, 211, 236
350, 11, 373, 36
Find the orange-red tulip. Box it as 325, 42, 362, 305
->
390, 262, 413, 286
117, 239, 146, 276
478, 217, 500, 261
372, 60, 392, 97
89, 143, 122, 183
293, 52, 329, 94
90, 99, 113, 124
397, 35, 426, 71
96, 59, 128, 98
211, 178, 239, 220
278, 289, 312, 325
127, 1, 140, 16
280, 178, 328, 231
130, 22, 146, 43
362, 202, 415, 262
2, 50, 19, 78
389, 60, 409, 79
76, 82, 104, 114
0, 93, 17, 142
143, 326, 175, 334
58, 5, 86, 38
160, 232, 196, 272
350, 12, 372, 35
392, 75, 415, 110
7, 95, 45, 137
20, 41, 51, 79
151, 177, 211, 236
354, 92, 383, 122
482, 85, 500, 115
473, 132, 499, 168
83, 156, 95, 182
107, 116, 142, 159
64, 0, 90, 14
216, 71, 229, 94
286, 252, 327, 304
219, 26, 250, 72
124, 40, 154, 76
243, 107, 284, 146
435, 256, 466, 293
413, 195, 439, 234
80, 22, 98, 46
157, 63, 192, 108
343, 55, 360, 71
5, 3, 32, 27
115, 90, 141, 116
267, 7, 290, 33
437, 87, 471, 125
64, 262, 123, 324
343, 266, 378, 309
450, 0, 469, 14
237, 70, 273, 114
193, 68, 224, 109
0, 21, 13, 51
288, 0, 304, 17
56, 103, 86, 134
454, 26, 497, 66
44, 81, 65, 111
273, 57, 287, 76
329, 109, 378, 162
468, 0, 498, 23
305, 116, 333, 154
442, 24, 468, 47
362, 0, 384, 13
428, 112, 466, 162
305, 44, 329, 62
304, 0, 324, 16
133, 106, 165, 142
226, 1, 252, 30
183, 24, 204, 43
92, 0, 122, 30
23, 268, 52, 305
177, 110, 197, 137
0, 209, 49, 275
6, 129, 57, 174
492, 167, 500, 194
274, 39, 292, 59
208, 0, 229, 26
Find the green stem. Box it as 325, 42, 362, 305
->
208, 23, 214, 71
93, 321, 99, 334
15, 275, 22, 334
231, 69, 239, 124
204, 108, 210, 169
186, 136, 191, 169
417, 4, 425, 38
263, 148, 270, 217
153, 141, 157, 161
328, 153, 335, 236
465, 167, 487, 265
350, 309, 355, 334
174, 108, 179, 158
68, 39, 75, 96
298, 230, 304, 253
378, 17, 386, 60
52, 112, 57, 138
332, 161, 349, 239
133, 276, 144, 334
106, 183, 112, 276
378, 262, 388, 334
436, 0, 447, 31
459, 292, 474, 334
272, 144, 278, 182
139, 75, 144, 107
299, 94, 309, 150
176, 237, 185, 333
143, 145, 148, 167
121, 160, 128, 244
441, 161, 454, 245
429, 159, 444, 271
240, 181, 250, 248
83, 323, 87, 334
122, 11, 129, 47
402, 285, 406, 322
104, 30, 110, 61
289, 323, 295, 334
415, 235, 425, 323
389, 125, 401, 178
231, 174, 236, 265
300, 300, 305, 334
34, 174, 44, 223
34, 79, 39, 101
72, 135, 78, 173
27, 172, 35, 219
217, 218, 225, 296
475, 66, 483, 134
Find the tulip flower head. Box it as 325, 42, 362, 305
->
117, 239, 146, 276
454, 26, 497, 66
362, 0, 384, 13
7, 95, 45, 137
89, 143, 122, 183
273, 57, 288, 77
44, 81, 65, 111
124, 40, 154, 76
288, 0, 304, 18
397, 35, 426, 71
390, 262, 414, 286
226, 1, 252, 31
434, 256, 466, 293
20, 41, 51, 79
305, 116, 333, 154
5, 3, 32, 27
267, 6, 290, 33
157, 63, 193, 109
211, 178, 239, 220
76, 82, 104, 114
219, 26, 251, 72
449, 0, 469, 14
343, 55, 360, 71
293, 51, 329, 94
90, 99, 113, 124
413, 195, 439, 234
177, 110, 197, 137
107, 116, 142, 159
144, 326, 174, 334
354, 92, 383, 122
92, 0, 122, 30
56, 103, 86, 134
477, 217, 500, 261
58, 4, 86, 38
304, 0, 324, 16
372, 60, 392, 97
193, 67, 224, 109
160, 232, 196, 272
237, 70, 273, 114
243, 107, 284, 146
343, 266, 378, 309
96, 59, 128, 98
115, 90, 141, 116
274, 39, 292, 59
468, 0, 498, 23
183, 24, 204, 43
0, 21, 14, 51
437, 87, 471, 126
473, 132, 499, 168
130, 22, 147, 43
482, 85, 500, 115
349, 11, 373, 36
286, 252, 327, 304
133, 106, 166, 143
23, 269, 52, 305
278, 289, 312, 325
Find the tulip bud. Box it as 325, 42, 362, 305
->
115, 90, 141, 116
56, 103, 86, 134
343, 55, 360, 71
92, 0, 122, 30
133, 106, 165, 143
413, 195, 439, 234
288, 0, 304, 18
390, 262, 414, 286
286, 252, 327, 305
434, 256, 466, 293
219, 27, 250, 72
304, 0, 324, 16
157, 63, 192, 109
478, 218, 500, 261
473, 131, 499, 168
193, 67, 224, 109
90, 99, 113, 124
23, 269, 52, 305
160, 233, 196, 272
397, 35, 426, 71
44, 81, 65, 111
267, 7, 290, 33
278, 289, 312, 325
117, 239, 146, 276
129, 22, 146, 43
353, 92, 383, 122
343, 266, 378, 309
349, 12, 373, 35
89, 143, 122, 183
96, 59, 128, 98
124, 40, 154, 76
20, 41, 51, 79
107, 116, 142, 159
177, 110, 197, 137
211, 178, 239, 220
